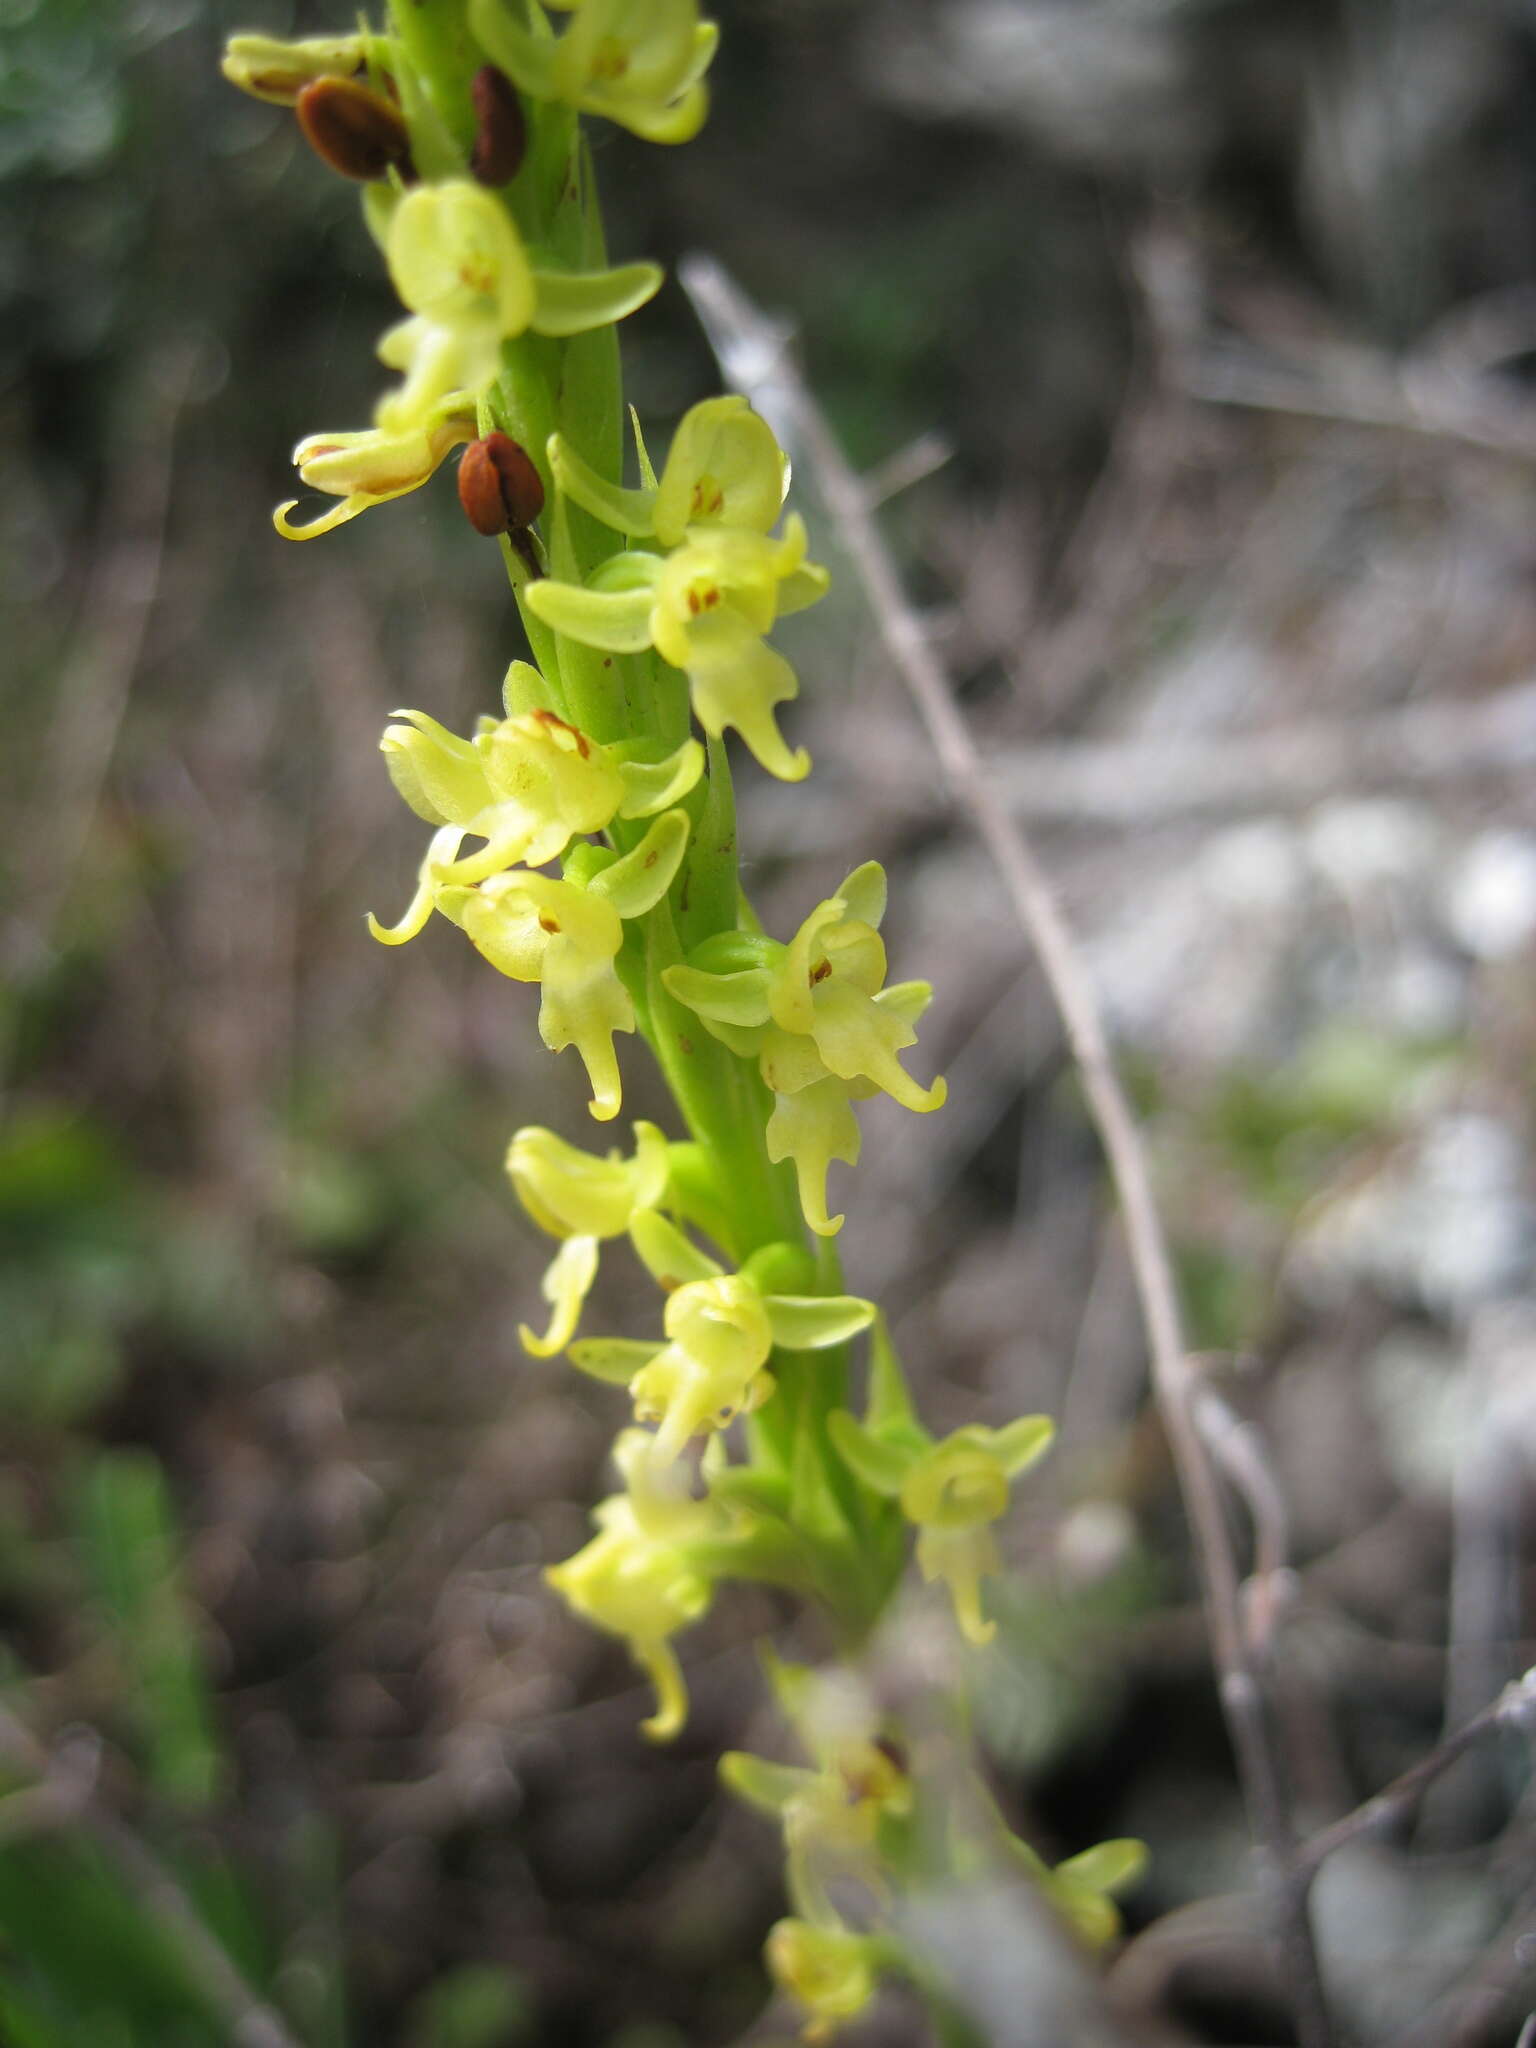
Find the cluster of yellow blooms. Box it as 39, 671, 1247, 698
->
226, 1, 1143, 2033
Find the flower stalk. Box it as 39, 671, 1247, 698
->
224, 2, 1143, 2032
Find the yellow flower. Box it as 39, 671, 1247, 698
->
546, 1489, 712, 1741
220, 31, 368, 105
276, 181, 661, 540
524, 517, 828, 782
663, 864, 945, 1235
506, 1121, 671, 1355
722, 1657, 910, 1928
371, 685, 701, 913
550, 394, 788, 548
384, 179, 662, 404
370, 808, 690, 1120
567, 1212, 875, 1459
764, 1919, 880, 2043
470, 0, 718, 145
367, 671, 702, 961
828, 1412, 1054, 1647
273, 399, 476, 541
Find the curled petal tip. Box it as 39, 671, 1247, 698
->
637, 1641, 689, 1742
273, 496, 361, 541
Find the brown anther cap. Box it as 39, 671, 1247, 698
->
295, 76, 413, 183
470, 66, 527, 187
458, 433, 546, 538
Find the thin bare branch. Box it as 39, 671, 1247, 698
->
680, 253, 1334, 2048
1295, 1667, 1536, 1885
1190, 1382, 1295, 1662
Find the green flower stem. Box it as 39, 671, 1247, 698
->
389, 0, 904, 1656
385, 0, 477, 162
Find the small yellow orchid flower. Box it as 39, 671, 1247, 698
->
1012, 1835, 1149, 1949
369, 688, 700, 925
221, 31, 368, 105
381, 179, 663, 409
663, 863, 945, 1234
550, 394, 788, 548
765, 1919, 881, 2044
452, 814, 690, 1119
828, 1409, 1055, 1647
568, 1214, 875, 1460
505, 1121, 671, 1355
369, 809, 688, 1119
524, 517, 827, 781
273, 398, 477, 541
276, 181, 658, 541
470, 0, 718, 145
722, 1659, 910, 1928
545, 1489, 713, 1741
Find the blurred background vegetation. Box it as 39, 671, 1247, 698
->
5, 0, 1536, 2041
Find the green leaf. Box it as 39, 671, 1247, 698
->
72, 1451, 220, 1809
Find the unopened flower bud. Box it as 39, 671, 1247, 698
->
470, 65, 527, 186
296, 75, 413, 183
458, 432, 545, 536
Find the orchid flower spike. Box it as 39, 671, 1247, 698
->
470, 0, 718, 145
505, 1121, 671, 1355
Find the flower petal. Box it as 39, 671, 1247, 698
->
530, 262, 663, 338
519, 1234, 600, 1357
